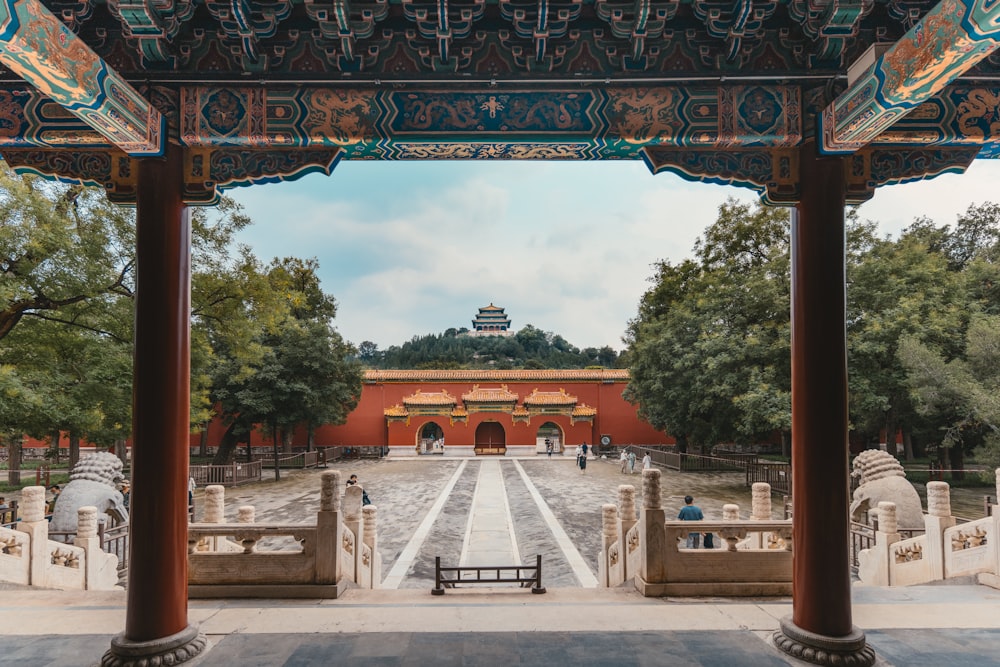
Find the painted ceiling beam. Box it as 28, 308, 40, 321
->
0, 0, 164, 156
820, 0, 1000, 154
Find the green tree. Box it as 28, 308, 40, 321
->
207, 259, 361, 472
899, 316, 1000, 477
625, 198, 791, 453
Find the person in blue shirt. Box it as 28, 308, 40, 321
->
677, 495, 704, 548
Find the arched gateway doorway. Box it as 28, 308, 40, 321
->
418, 422, 444, 454
474, 422, 506, 456
536, 422, 562, 454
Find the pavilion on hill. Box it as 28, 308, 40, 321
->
470, 304, 513, 337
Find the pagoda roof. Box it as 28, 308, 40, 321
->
384, 405, 408, 417
367, 369, 629, 383
524, 389, 578, 406
402, 390, 457, 406
462, 385, 519, 403
479, 304, 505, 312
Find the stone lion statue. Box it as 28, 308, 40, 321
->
51, 452, 129, 535
850, 450, 924, 531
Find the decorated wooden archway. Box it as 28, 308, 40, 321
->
1, 1, 999, 665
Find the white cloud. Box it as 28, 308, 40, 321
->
232, 159, 1000, 352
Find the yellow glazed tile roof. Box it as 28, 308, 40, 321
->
402, 390, 457, 406
511, 405, 530, 416
451, 407, 469, 417
366, 369, 629, 382
462, 384, 518, 402
384, 404, 408, 417
572, 404, 598, 417
524, 389, 578, 406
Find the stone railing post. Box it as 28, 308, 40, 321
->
18, 486, 49, 587
237, 506, 255, 523
994, 468, 1000, 514
75, 505, 99, 588
924, 481, 955, 581
637, 469, 666, 590
752, 483, 772, 519
617, 484, 637, 578
868, 502, 900, 586
751, 483, 772, 548
203, 485, 225, 523
75, 505, 118, 590
316, 470, 342, 584
599, 503, 617, 587
362, 505, 380, 588
201, 485, 226, 551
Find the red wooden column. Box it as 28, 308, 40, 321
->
104, 144, 206, 666
773, 143, 874, 666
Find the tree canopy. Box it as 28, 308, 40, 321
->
0, 166, 360, 472
625, 197, 1000, 472
363, 323, 620, 370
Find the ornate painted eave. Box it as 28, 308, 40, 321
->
821, 0, 1000, 154
0, 1, 999, 202
402, 389, 458, 406
571, 402, 597, 423
384, 403, 409, 421
523, 388, 578, 406
462, 384, 519, 403
0, 0, 164, 155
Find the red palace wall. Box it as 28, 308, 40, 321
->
308, 369, 672, 453
23, 370, 673, 455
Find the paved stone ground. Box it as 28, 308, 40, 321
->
7, 625, 1000, 666
196, 456, 788, 589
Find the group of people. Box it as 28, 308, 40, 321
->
618, 449, 651, 474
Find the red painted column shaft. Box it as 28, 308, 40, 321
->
791, 143, 852, 637
126, 144, 191, 641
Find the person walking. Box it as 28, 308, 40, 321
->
545, 438, 553, 457
619, 449, 628, 473
576, 445, 587, 474
627, 450, 636, 474
678, 495, 704, 548
642, 452, 652, 470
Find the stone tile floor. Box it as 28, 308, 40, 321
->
5, 456, 1000, 666
206, 456, 760, 588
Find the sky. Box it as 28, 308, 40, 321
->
228, 158, 1000, 353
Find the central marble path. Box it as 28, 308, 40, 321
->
460, 459, 520, 568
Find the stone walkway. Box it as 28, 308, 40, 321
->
5, 456, 1000, 666
201, 456, 763, 588
4, 583, 1000, 666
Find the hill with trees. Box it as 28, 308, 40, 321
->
357, 325, 620, 370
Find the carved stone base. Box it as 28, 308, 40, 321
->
773, 616, 875, 667
102, 624, 207, 667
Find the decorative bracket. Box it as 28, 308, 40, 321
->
821, 0, 1000, 153
0, 0, 164, 155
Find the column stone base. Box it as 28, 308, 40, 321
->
773, 616, 875, 667
102, 624, 207, 667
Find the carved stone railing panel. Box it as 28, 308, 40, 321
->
44, 543, 86, 589
943, 516, 996, 579
625, 522, 641, 580
0, 527, 30, 585
881, 533, 930, 586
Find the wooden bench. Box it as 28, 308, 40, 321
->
432, 555, 545, 595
